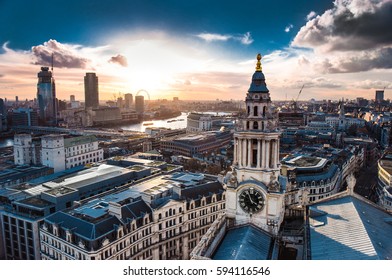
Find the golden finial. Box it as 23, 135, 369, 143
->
256, 53, 262, 72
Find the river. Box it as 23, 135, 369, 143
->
119, 111, 234, 132
120, 112, 188, 132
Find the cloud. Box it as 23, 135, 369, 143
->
32, 39, 90, 68
353, 79, 392, 89
196, 32, 253, 45
239, 32, 254, 45
315, 47, 392, 73
297, 55, 310, 66
292, 0, 392, 52
290, 0, 392, 75
285, 24, 294, 33
282, 77, 343, 89
0, 74, 4, 78
184, 80, 191, 86
196, 33, 231, 42
108, 54, 128, 67
306, 11, 317, 20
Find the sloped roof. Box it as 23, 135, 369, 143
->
212, 225, 273, 260
309, 195, 392, 260
46, 211, 121, 240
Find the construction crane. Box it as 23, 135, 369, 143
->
291, 84, 304, 112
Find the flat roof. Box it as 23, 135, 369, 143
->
71, 172, 214, 220
16, 196, 53, 208
64, 135, 97, 148
285, 155, 327, 169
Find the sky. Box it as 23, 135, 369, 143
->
0, 0, 392, 102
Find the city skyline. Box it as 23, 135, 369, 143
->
0, 0, 392, 101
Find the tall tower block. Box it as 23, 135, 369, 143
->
225, 54, 284, 235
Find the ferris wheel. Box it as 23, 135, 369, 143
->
136, 89, 150, 101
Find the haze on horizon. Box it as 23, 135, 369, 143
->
0, 0, 391, 102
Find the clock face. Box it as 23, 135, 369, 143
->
239, 187, 265, 213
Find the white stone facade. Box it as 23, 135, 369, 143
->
187, 113, 212, 132
14, 134, 103, 173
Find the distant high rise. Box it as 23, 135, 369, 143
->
375, 90, 384, 103
84, 73, 99, 108
37, 67, 57, 126
124, 93, 133, 109
11, 108, 38, 127
117, 97, 123, 108
15, 96, 19, 104
0, 98, 5, 116
70, 95, 75, 102
135, 95, 144, 113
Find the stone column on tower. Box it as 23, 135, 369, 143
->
257, 139, 261, 168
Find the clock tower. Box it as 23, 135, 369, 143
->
224, 54, 285, 235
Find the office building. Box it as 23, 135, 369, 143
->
39, 172, 225, 260
117, 97, 123, 109
84, 73, 99, 109
14, 134, 104, 173
377, 150, 392, 212
11, 108, 38, 127
375, 90, 384, 103
135, 95, 144, 114
124, 93, 133, 109
0, 98, 7, 131
0, 163, 150, 259
37, 67, 57, 126
187, 113, 212, 132
160, 130, 232, 157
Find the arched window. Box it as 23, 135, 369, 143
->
253, 122, 259, 130
263, 106, 266, 117
247, 106, 250, 115
246, 121, 250, 130
254, 106, 258, 116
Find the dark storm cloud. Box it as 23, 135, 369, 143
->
108, 54, 128, 67
292, 0, 392, 51
316, 47, 392, 73
32, 39, 89, 68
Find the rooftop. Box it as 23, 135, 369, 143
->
64, 135, 98, 148
309, 195, 392, 260
284, 155, 327, 169
16, 196, 53, 208
68, 172, 216, 220
212, 225, 273, 260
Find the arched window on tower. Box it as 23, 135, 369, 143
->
263, 106, 267, 117
246, 121, 250, 130
253, 121, 258, 130
247, 106, 250, 115
254, 106, 258, 116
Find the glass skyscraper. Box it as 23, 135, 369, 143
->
37, 67, 57, 126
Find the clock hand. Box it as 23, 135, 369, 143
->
247, 192, 256, 205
